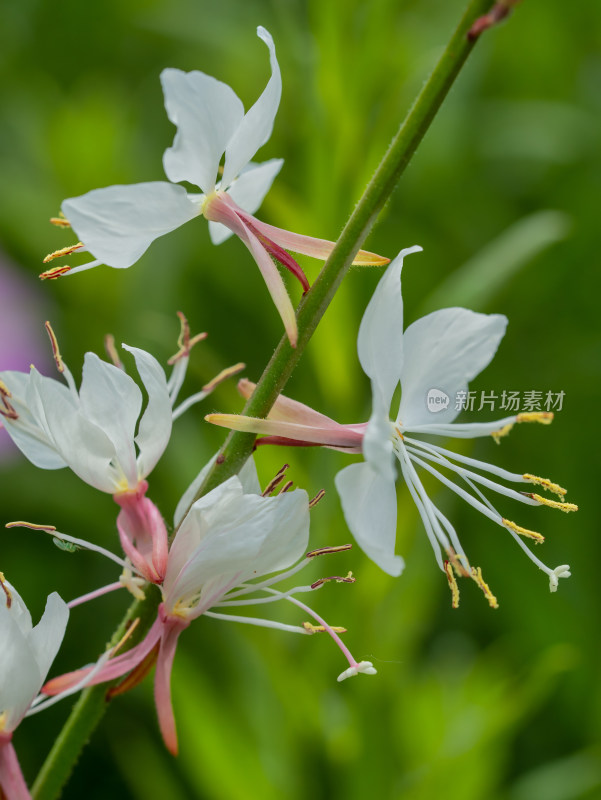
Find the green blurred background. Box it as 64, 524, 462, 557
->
1, 0, 600, 797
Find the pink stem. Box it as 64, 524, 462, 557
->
0, 738, 31, 800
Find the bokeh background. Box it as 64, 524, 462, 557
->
1, 0, 600, 797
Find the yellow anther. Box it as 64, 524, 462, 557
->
43, 242, 83, 263
309, 489, 326, 509
311, 572, 355, 589
445, 548, 470, 578
523, 474, 566, 498
502, 518, 544, 543
302, 622, 347, 634
517, 412, 553, 425
491, 422, 514, 444
306, 544, 352, 558
202, 363, 245, 394
167, 310, 208, 364
0, 572, 12, 608
470, 566, 499, 609
528, 493, 578, 513
104, 334, 122, 369
0, 379, 11, 398
50, 214, 71, 228
5, 521, 56, 532
40, 265, 71, 280
0, 381, 17, 420
444, 561, 460, 609
394, 424, 404, 441
44, 321, 65, 374
0, 711, 7, 732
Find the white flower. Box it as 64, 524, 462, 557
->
0, 338, 172, 496
207, 248, 576, 603
0, 579, 69, 735
42, 27, 388, 346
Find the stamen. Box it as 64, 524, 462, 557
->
111, 617, 141, 657
523, 474, 566, 498
470, 567, 499, 609
43, 242, 83, 263
0, 380, 17, 420
0, 572, 12, 608
502, 518, 544, 543
45, 321, 65, 373
202, 363, 245, 394
6, 521, 56, 532
394, 424, 404, 441
311, 572, 355, 589
50, 214, 71, 228
491, 422, 514, 444
444, 561, 460, 608
104, 334, 123, 369
525, 493, 578, 513
106, 643, 160, 699
517, 412, 553, 425
39, 265, 72, 280
167, 311, 207, 365
262, 464, 289, 496
445, 548, 470, 578
119, 570, 147, 600
303, 622, 347, 634
279, 480, 294, 494
306, 544, 352, 558
309, 489, 326, 508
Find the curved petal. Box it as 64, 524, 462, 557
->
62, 182, 200, 269
79, 353, 142, 487
398, 308, 508, 428
0, 591, 43, 731
221, 27, 282, 187
28, 592, 69, 685
31, 370, 119, 492
206, 412, 363, 449
122, 345, 172, 480
357, 247, 422, 408
335, 461, 403, 576
161, 68, 244, 193
0, 370, 66, 470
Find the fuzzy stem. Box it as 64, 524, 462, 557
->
32, 1, 500, 795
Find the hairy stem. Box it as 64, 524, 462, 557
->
32, 1, 500, 795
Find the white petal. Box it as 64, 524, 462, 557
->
31, 370, 118, 492
398, 308, 507, 428
62, 182, 200, 269
79, 354, 142, 487
161, 68, 244, 193
122, 346, 172, 480
221, 27, 282, 187
0, 587, 42, 731
357, 247, 422, 408
362, 383, 396, 481
28, 592, 69, 685
238, 455, 262, 495
0, 370, 66, 469
166, 480, 309, 608
335, 461, 403, 576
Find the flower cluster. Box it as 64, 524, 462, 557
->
0, 23, 576, 800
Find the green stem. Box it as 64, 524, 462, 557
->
32, 1, 495, 796
193, 0, 492, 499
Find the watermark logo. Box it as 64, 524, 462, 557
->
426, 388, 450, 413
425, 388, 565, 414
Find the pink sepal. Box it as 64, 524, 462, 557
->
155, 605, 190, 756
0, 737, 32, 800
114, 481, 168, 583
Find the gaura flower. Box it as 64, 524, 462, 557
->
0, 317, 241, 584
207, 247, 577, 605
42, 27, 388, 347
0, 577, 68, 800
42, 460, 375, 755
